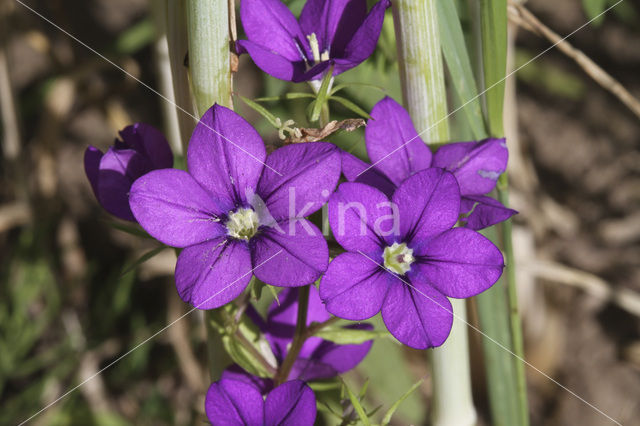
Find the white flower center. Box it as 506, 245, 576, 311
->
225, 208, 259, 240
306, 33, 329, 63
383, 242, 415, 275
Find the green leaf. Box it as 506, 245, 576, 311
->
121, 246, 166, 276
253, 92, 315, 102
480, 0, 507, 137
381, 379, 424, 426
314, 326, 388, 345
330, 82, 386, 96
310, 65, 334, 123
582, 0, 607, 26
238, 95, 280, 128
329, 96, 371, 119
437, 0, 487, 140
342, 380, 370, 426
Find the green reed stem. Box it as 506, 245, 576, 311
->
393, 1, 476, 425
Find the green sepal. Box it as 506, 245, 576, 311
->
309, 65, 334, 123
253, 92, 315, 102
238, 95, 280, 128
342, 379, 371, 426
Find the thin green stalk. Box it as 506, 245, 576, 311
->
186, 0, 232, 115
185, 0, 233, 380
274, 286, 310, 385
393, 2, 476, 425
475, 1, 529, 424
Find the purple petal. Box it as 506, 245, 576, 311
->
221, 365, 274, 394
129, 169, 226, 247
251, 219, 328, 287
392, 168, 460, 244
266, 286, 330, 361
119, 123, 173, 169
320, 252, 392, 321
236, 40, 308, 82
337, 0, 390, 69
205, 379, 265, 425
240, 0, 307, 62
432, 138, 508, 196
410, 228, 504, 298
299, 0, 367, 56
365, 97, 432, 186
175, 238, 252, 309
187, 104, 265, 209
306, 323, 373, 376
381, 280, 453, 349
264, 380, 317, 426
462, 195, 518, 230
84, 146, 103, 199
257, 142, 341, 221
328, 182, 394, 254
341, 151, 396, 197
97, 148, 150, 221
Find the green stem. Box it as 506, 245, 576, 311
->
393, 1, 476, 425
186, 0, 232, 115
274, 285, 310, 385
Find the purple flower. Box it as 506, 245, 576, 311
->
320, 168, 505, 349
129, 104, 341, 309
260, 286, 373, 381
342, 96, 517, 230
237, 0, 391, 82
206, 378, 316, 425
84, 123, 173, 221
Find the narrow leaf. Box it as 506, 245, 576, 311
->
342, 380, 370, 426
437, 0, 487, 140
238, 95, 280, 128
480, 0, 507, 137
329, 96, 372, 119
121, 246, 166, 276
253, 92, 315, 102
314, 327, 387, 345
381, 379, 424, 426
330, 82, 386, 96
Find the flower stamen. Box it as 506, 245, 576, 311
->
383, 242, 415, 275
226, 208, 259, 240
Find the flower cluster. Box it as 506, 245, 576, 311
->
84, 0, 519, 424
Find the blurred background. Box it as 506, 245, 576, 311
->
1, 0, 639, 424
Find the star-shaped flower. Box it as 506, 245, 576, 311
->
342, 96, 517, 230
129, 104, 341, 309
237, 0, 391, 82
320, 169, 505, 349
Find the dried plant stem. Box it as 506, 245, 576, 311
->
508, 1, 640, 120
393, 1, 476, 425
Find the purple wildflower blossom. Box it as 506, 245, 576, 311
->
237, 0, 391, 82
129, 104, 341, 309
206, 378, 316, 426
84, 123, 173, 221
342, 96, 517, 230
320, 169, 505, 349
